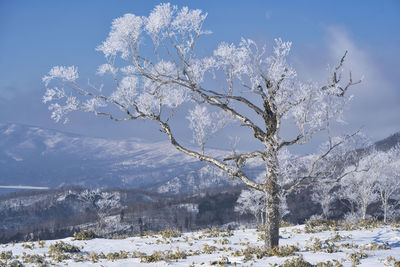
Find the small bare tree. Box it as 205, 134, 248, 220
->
235, 189, 265, 225
77, 189, 121, 232
373, 146, 400, 223
235, 188, 289, 225
311, 182, 337, 219
339, 152, 378, 221
42, 3, 360, 249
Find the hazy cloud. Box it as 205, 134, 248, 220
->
325, 26, 400, 140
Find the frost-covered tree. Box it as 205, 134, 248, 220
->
339, 152, 378, 221
373, 146, 400, 223
235, 189, 265, 225
236, 165, 291, 226
310, 136, 369, 219
77, 190, 121, 231
235, 188, 289, 225
311, 182, 337, 219
42, 3, 360, 249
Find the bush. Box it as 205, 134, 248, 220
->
140, 249, 187, 263
304, 218, 338, 233
106, 251, 129, 261
233, 245, 299, 260
158, 229, 181, 239
21, 254, 49, 265
267, 245, 300, 257
73, 230, 97, 240
49, 241, 81, 254
0, 251, 12, 260
384, 256, 400, 267
277, 255, 313, 267
0, 259, 23, 267
202, 227, 233, 238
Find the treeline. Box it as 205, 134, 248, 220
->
0, 186, 254, 243
2, 173, 397, 244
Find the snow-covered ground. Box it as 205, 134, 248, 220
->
1, 224, 400, 266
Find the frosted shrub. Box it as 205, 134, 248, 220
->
343, 212, 360, 224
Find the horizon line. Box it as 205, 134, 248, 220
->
0, 185, 50, 190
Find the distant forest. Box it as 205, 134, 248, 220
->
0, 185, 351, 244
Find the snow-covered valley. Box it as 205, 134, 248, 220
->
1, 222, 400, 266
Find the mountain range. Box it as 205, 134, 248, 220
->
0, 123, 399, 195
0, 123, 240, 195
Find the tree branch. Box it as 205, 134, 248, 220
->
156, 119, 264, 191
284, 130, 360, 194
321, 51, 361, 96
223, 151, 265, 161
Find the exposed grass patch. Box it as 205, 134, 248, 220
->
49, 241, 81, 254
21, 253, 50, 265
139, 249, 187, 263
73, 230, 97, 240
158, 229, 181, 239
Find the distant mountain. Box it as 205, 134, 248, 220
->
374, 131, 400, 151
1, 123, 398, 195
0, 123, 238, 194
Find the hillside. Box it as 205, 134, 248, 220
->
1, 222, 399, 266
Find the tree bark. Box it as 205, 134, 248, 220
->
361, 202, 367, 221
383, 199, 388, 224
263, 138, 280, 249
260, 211, 264, 226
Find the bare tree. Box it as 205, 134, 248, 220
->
373, 146, 400, 223
42, 3, 360, 249
339, 152, 378, 221
311, 182, 337, 219
235, 189, 265, 225
77, 189, 121, 232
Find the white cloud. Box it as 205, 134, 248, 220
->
325, 26, 400, 140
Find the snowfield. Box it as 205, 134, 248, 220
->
1, 223, 400, 266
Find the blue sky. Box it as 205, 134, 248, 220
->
0, 0, 399, 150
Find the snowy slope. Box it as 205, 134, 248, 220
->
1, 224, 400, 266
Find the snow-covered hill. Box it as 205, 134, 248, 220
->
0, 123, 239, 194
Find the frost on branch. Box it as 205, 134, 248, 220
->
187, 105, 231, 153
42, 87, 79, 124
97, 63, 118, 76
110, 76, 138, 107
144, 3, 175, 37
96, 14, 143, 59
42, 66, 79, 86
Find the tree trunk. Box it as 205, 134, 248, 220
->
383, 199, 388, 224
361, 202, 367, 221
254, 213, 259, 225
260, 210, 265, 226
263, 139, 280, 250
